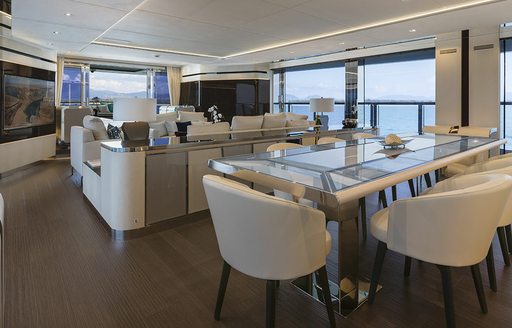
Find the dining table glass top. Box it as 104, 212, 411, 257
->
209, 134, 499, 194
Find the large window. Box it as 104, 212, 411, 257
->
362, 50, 436, 135
274, 65, 345, 124
61, 66, 82, 105
501, 39, 512, 151
273, 49, 435, 134
60, 64, 170, 108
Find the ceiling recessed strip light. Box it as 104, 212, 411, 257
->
91, 40, 221, 59
81, 0, 150, 51
222, 0, 503, 58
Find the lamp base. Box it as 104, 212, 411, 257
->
316, 115, 329, 131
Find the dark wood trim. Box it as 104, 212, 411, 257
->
461, 30, 470, 126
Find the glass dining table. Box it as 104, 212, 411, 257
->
208, 133, 505, 316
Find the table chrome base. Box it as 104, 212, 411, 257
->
292, 274, 382, 317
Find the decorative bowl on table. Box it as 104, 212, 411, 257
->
379, 134, 411, 149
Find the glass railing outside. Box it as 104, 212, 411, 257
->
273, 101, 436, 135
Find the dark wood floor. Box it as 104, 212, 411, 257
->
1, 158, 512, 327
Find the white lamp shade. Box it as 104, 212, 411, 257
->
113, 98, 157, 122
309, 98, 334, 113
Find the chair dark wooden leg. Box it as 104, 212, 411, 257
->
391, 185, 397, 201
408, 179, 416, 197
424, 172, 432, 188
266, 280, 277, 328
497, 227, 511, 266
435, 169, 440, 183
214, 261, 231, 320
404, 256, 412, 277
470, 264, 488, 314
505, 225, 512, 254
359, 197, 367, 240
317, 266, 337, 328
275, 280, 280, 289
379, 190, 388, 208
486, 243, 497, 292
369, 241, 387, 304
71, 166, 74, 176
437, 265, 456, 328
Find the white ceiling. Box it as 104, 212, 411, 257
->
10, 0, 512, 67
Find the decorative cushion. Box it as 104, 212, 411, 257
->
83, 115, 109, 140
176, 121, 191, 136
231, 115, 264, 130
286, 112, 308, 121
106, 124, 122, 139
178, 111, 206, 122
149, 121, 168, 137
262, 113, 287, 136
164, 120, 178, 136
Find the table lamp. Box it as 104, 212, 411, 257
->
113, 98, 157, 122
310, 98, 334, 131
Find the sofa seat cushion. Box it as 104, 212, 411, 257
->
149, 121, 168, 137
83, 115, 109, 140
178, 111, 206, 122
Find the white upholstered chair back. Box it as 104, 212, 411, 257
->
317, 136, 343, 145
203, 175, 328, 280
387, 174, 512, 267
352, 132, 376, 139
266, 142, 302, 152
461, 157, 512, 227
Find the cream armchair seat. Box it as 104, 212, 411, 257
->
203, 175, 336, 328
368, 173, 512, 328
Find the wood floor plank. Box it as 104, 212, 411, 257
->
0, 158, 511, 327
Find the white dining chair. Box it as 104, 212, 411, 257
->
266, 142, 302, 152
368, 173, 512, 328
203, 175, 336, 328
317, 136, 344, 145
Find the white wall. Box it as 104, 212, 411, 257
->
435, 28, 500, 130
435, 32, 462, 126
469, 27, 500, 130
0, 135, 56, 174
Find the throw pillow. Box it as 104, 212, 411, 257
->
231, 116, 264, 130
164, 120, 178, 136
176, 121, 191, 136
83, 115, 109, 140
106, 124, 123, 139
148, 121, 168, 137
262, 113, 287, 136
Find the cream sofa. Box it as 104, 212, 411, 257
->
70, 111, 208, 177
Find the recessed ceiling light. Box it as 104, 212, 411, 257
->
65, 12, 72, 16
53, 31, 59, 35
289, 51, 295, 54
409, 29, 416, 32
339, 42, 345, 45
